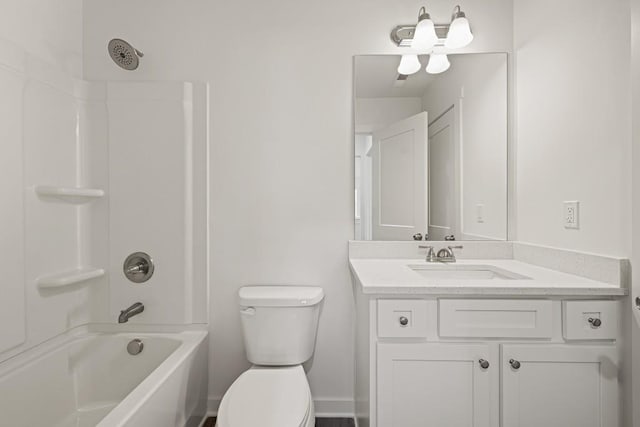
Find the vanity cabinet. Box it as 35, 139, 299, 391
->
377, 343, 492, 427
356, 298, 621, 427
501, 345, 618, 427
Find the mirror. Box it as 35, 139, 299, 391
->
354, 53, 508, 241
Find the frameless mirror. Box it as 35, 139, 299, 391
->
354, 53, 508, 241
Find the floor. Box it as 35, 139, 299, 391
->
203, 417, 355, 427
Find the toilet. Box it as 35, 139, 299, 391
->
216, 286, 325, 427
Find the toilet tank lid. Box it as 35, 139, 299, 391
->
239, 286, 324, 307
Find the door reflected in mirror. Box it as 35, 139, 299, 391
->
354, 53, 508, 241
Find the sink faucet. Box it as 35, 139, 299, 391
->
419, 245, 464, 263
118, 302, 144, 323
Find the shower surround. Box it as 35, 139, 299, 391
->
0, 36, 210, 425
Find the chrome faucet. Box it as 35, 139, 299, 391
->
118, 302, 144, 323
419, 245, 464, 263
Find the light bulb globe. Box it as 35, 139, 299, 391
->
445, 16, 474, 49
411, 16, 438, 50
426, 53, 450, 74
397, 54, 421, 75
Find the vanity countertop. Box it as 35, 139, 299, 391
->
349, 258, 628, 297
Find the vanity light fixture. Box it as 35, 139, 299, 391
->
444, 5, 474, 49
426, 51, 450, 74
411, 7, 438, 50
397, 54, 422, 75
391, 5, 473, 76
390, 5, 473, 48
391, 5, 474, 74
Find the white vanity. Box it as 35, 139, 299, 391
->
350, 241, 628, 427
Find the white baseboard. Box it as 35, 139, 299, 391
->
313, 398, 355, 417
207, 396, 354, 418
207, 397, 221, 416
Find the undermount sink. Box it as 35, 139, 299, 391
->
407, 264, 531, 280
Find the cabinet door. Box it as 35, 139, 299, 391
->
377, 343, 493, 427
502, 345, 618, 427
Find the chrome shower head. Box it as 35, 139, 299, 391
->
108, 38, 144, 71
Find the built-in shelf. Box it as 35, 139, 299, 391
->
34, 185, 105, 202
36, 268, 105, 289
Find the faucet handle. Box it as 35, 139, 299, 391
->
439, 245, 463, 263
419, 245, 437, 262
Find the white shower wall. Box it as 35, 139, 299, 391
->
104, 82, 209, 325
0, 36, 208, 364
0, 39, 106, 360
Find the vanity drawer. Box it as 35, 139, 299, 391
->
377, 299, 428, 338
439, 299, 553, 338
563, 301, 618, 340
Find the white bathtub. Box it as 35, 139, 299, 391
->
0, 329, 208, 427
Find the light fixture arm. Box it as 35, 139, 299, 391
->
418, 6, 430, 21
451, 5, 465, 21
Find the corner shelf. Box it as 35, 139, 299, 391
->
36, 268, 105, 289
34, 185, 105, 202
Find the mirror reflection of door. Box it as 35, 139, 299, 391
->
353, 54, 508, 241
428, 106, 460, 240
355, 134, 373, 240
372, 112, 428, 240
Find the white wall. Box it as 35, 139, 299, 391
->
0, 0, 83, 77
422, 54, 508, 240
514, 0, 631, 257
630, 1, 640, 426
83, 0, 514, 413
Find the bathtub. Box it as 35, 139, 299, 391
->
0, 329, 208, 427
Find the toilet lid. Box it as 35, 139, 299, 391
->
218, 366, 311, 427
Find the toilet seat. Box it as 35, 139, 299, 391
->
217, 365, 313, 427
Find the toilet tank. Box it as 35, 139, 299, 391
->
238, 286, 324, 365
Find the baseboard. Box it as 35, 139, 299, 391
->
207, 397, 221, 416
313, 398, 355, 417
207, 396, 354, 418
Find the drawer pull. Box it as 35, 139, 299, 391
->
588, 318, 602, 328
478, 359, 490, 369
509, 359, 521, 370
399, 316, 409, 326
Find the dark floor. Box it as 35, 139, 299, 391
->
203, 416, 355, 427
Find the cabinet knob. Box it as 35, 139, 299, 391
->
588, 317, 602, 328
399, 316, 409, 326
478, 359, 490, 369
509, 359, 521, 370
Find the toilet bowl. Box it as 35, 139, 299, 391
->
215, 286, 324, 427
216, 365, 314, 427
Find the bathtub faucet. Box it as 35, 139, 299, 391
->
118, 302, 144, 323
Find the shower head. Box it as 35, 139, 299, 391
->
108, 38, 144, 71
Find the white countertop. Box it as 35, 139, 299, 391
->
349, 258, 628, 297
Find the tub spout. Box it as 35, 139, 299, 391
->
118, 302, 144, 323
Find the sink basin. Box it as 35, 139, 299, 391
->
407, 264, 530, 280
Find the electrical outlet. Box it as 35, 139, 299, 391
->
563, 201, 579, 229
476, 204, 484, 223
